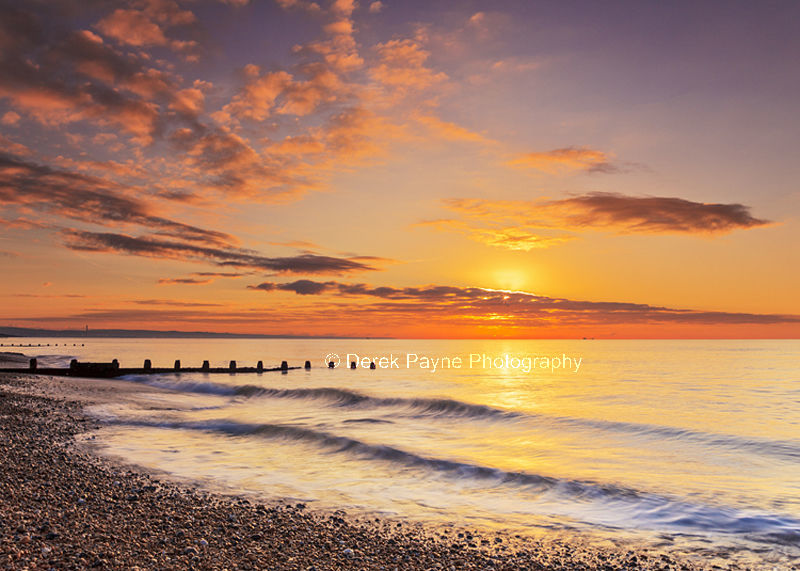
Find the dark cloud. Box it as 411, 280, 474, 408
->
64, 231, 381, 274
549, 192, 771, 233
0, 153, 236, 246
158, 277, 213, 285
248, 280, 800, 326
248, 279, 332, 295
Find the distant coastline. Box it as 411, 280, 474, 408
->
0, 326, 391, 340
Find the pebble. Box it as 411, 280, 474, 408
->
0, 375, 720, 571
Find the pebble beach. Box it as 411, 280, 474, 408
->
0, 371, 725, 570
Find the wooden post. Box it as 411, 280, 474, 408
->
143, 359, 152, 371
202, 360, 209, 371
350, 361, 356, 369
111, 359, 119, 370
328, 361, 335, 368
70, 359, 78, 370
174, 359, 181, 371
304, 360, 311, 369
280, 360, 288, 370
229, 360, 237, 371
257, 361, 264, 372
369, 361, 376, 370
29, 358, 37, 371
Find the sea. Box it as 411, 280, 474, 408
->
3, 338, 799, 568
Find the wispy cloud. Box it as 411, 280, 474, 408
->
157, 277, 214, 285
509, 147, 620, 174
129, 299, 222, 307
158, 271, 248, 285
0, 153, 237, 247
417, 219, 571, 251
64, 230, 385, 275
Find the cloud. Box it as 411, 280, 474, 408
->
158, 271, 247, 285
445, 193, 771, 234
413, 113, 494, 145
368, 2, 384, 14
509, 147, 619, 174
169, 87, 204, 115
464, 227, 572, 251
220, 68, 293, 121
94, 0, 199, 59
416, 219, 570, 251
0, 135, 32, 156
192, 271, 247, 278
427, 193, 772, 250
96, 9, 170, 47
268, 240, 322, 250
370, 39, 447, 96
0, 153, 237, 246
0, 7, 176, 144
549, 193, 771, 233
64, 230, 384, 274
275, 0, 322, 14
247, 280, 800, 326
129, 299, 223, 307
158, 277, 213, 285
1, 111, 20, 125
170, 126, 312, 200
11, 293, 86, 298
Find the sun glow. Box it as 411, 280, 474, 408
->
492, 268, 529, 291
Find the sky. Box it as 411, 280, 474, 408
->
0, 0, 798, 338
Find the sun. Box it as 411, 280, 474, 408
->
492, 268, 529, 291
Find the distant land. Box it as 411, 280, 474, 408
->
0, 327, 388, 339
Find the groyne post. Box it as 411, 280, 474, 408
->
202, 360, 210, 371
143, 359, 152, 371
304, 360, 311, 369
29, 358, 37, 371
174, 359, 181, 371
229, 360, 237, 371
257, 361, 264, 372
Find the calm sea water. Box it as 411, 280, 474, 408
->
4, 338, 800, 567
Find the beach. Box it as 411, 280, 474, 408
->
0, 371, 709, 570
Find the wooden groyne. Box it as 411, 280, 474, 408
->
0, 358, 314, 379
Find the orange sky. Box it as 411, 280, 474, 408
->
1, 0, 799, 338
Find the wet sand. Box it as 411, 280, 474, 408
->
0, 371, 710, 570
